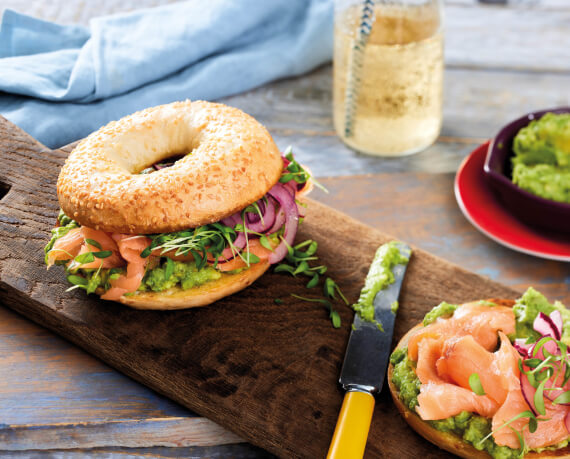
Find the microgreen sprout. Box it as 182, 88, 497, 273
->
484, 330, 570, 452
291, 294, 342, 328
478, 410, 539, 450
468, 373, 486, 396
275, 239, 348, 328
140, 223, 257, 269
85, 239, 102, 250
279, 147, 327, 193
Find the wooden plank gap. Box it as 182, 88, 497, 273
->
0, 417, 243, 451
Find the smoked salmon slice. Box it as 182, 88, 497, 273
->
46, 227, 83, 266
414, 335, 500, 420
436, 335, 508, 405
214, 239, 272, 272
407, 302, 515, 361
72, 227, 124, 269
47, 226, 125, 268
416, 338, 446, 384
48, 222, 273, 300
416, 381, 499, 420
101, 235, 151, 300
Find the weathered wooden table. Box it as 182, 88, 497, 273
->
1, 1, 569, 457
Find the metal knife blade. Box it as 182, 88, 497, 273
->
339, 242, 411, 394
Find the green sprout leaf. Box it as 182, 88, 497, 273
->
259, 235, 273, 251
74, 251, 95, 265
528, 416, 538, 433
293, 260, 309, 276
553, 390, 570, 405
306, 274, 319, 288
164, 257, 175, 281
469, 373, 486, 396
534, 379, 547, 416
85, 239, 102, 250
291, 294, 341, 329
274, 264, 296, 275
330, 310, 341, 329
242, 252, 260, 265
93, 250, 112, 259
67, 274, 87, 286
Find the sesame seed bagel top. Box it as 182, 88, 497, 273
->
57, 100, 283, 234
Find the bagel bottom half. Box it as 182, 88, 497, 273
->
387, 298, 570, 459
96, 260, 270, 310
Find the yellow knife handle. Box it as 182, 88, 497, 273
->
327, 390, 375, 459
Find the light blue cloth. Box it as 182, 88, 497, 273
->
0, 0, 332, 148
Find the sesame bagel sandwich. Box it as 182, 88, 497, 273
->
45, 100, 312, 310
388, 288, 570, 458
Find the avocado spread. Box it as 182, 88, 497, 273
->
390, 288, 570, 459
513, 287, 570, 344
140, 259, 221, 292
511, 112, 570, 203
352, 241, 410, 323
422, 301, 458, 325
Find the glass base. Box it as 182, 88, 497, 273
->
338, 134, 438, 158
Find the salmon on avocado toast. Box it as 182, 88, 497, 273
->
388, 288, 570, 458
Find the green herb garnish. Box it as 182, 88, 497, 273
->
468, 373, 486, 396
279, 146, 327, 193
274, 239, 347, 328
291, 294, 342, 329
85, 239, 102, 250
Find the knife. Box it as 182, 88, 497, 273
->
327, 241, 411, 459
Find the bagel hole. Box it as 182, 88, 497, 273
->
139, 154, 186, 174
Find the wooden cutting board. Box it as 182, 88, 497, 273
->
0, 117, 519, 458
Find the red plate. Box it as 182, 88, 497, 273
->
454, 142, 570, 262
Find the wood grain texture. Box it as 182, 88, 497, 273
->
445, 1, 570, 72
314, 175, 570, 306
0, 117, 521, 458
0, 417, 242, 451
0, 444, 270, 459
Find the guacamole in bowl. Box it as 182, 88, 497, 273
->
484, 107, 570, 233
512, 112, 570, 204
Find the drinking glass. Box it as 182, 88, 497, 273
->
333, 0, 444, 156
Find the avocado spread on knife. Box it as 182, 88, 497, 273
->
351, 241, 410, 326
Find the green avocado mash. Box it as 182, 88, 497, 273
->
140, 259, 221, 292
390, 288, 570, 459
513, 286, 570, 345
422, 301, 458, 325
352, 241, 410, 323
511, 112, 570, 203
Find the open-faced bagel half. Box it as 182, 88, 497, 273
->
387, 298, 570, 459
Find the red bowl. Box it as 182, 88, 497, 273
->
483, 107, 570, 233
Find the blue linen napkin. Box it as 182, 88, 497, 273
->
0, 0, 332, 148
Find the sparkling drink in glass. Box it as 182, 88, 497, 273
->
333, 0, 444, 156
